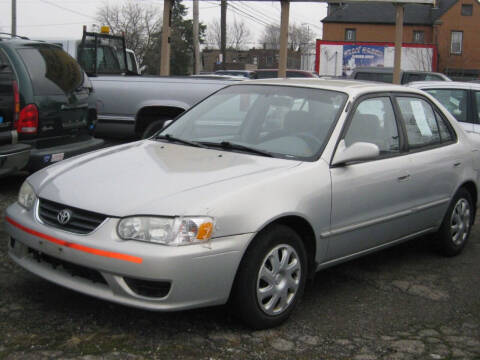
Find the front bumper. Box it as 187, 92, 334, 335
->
5, 202, 253, 311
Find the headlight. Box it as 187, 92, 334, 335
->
18, 181, 37, 210
117, 216, 215, 246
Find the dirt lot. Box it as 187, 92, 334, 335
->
1, 173, 479, 360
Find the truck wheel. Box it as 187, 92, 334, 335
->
230, 224, 307, 329
436, 188, 473, 257
142, 120, 169, 139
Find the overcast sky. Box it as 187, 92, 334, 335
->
0, 0, 327, 45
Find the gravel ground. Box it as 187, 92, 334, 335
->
0, 173, 479, 360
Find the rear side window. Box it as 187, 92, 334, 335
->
474, 91, 480, 121
17, 45, 83, 95
397, 97, 441, 148
424, 88, 469, 123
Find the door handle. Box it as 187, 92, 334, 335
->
453, 162, 462, 167
397, 174, 411, 182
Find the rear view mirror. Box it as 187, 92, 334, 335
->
331, 140, 380, 166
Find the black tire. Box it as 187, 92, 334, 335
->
142, 119, 169, 139
436, 188, 473, 257
230, 224, 307, 329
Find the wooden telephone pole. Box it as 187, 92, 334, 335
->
160, 0, 172, 76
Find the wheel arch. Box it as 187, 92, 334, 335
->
233, 215, 317, 286
134, 106, 185, 136
458, 180, 478, 219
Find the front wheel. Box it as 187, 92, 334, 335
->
436, 188, 473, 257
230, 224, 307, 329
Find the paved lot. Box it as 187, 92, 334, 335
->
0, 173, 479, 360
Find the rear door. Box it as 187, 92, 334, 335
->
0, 48, 15, 134
16, 44, 89, 141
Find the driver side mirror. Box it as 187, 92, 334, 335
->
331, 140, 380, 166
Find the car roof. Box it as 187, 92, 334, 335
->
233, 78, 427, 97
409, 80, 480, 90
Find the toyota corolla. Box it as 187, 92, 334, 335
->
5, 79, 480, 329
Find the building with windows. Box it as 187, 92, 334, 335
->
322, 0, 480, 79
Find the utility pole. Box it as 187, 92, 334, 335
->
278, 0, 290, 77
193, 0, 201, 74
393, 4, 404, 84
11, 0, 17, 36
160, 0, 172, 76
220, 0, 227, 70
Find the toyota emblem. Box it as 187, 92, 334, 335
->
57, 209, 72, 225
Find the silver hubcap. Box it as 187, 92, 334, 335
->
256, 244, 301, 316
450, 198, 471, 246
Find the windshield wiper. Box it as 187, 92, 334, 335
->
155, 134, 209, 149
201, 141, 273, 157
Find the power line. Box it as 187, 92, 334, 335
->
37, 0, 96, 20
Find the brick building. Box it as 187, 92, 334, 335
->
322, 0, 480, 79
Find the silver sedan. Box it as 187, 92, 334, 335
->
5, 79, 480, 329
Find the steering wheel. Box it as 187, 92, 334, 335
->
294, 133, 323, 150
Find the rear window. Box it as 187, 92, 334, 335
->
355, 72, 393, 83
17, 45, 83, 95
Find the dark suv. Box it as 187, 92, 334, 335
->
0, 37, 104, 177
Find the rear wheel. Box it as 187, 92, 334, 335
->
436, 188, 473, 257
231, 224, 307, 329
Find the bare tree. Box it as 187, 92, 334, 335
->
261, 23, 315, 52
96, 1, 162, 64
207, 19, 251, 50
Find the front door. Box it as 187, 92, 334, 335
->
327, 95, 414, 260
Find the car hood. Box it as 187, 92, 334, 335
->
29, 140, 301, 217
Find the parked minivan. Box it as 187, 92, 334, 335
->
0, 36, 104, 176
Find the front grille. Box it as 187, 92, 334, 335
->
38, 198, 107, 234
28, 247, 107, 285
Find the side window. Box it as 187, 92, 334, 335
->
435, 111, 455, 143
397, 97, 440, 148
425, 88, 469, 123
344, 97, 400, 155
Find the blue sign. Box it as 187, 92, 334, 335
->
343, 45, 385, 77
0, 116, 3, 124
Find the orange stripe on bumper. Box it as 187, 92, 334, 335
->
6, 217, 143, 264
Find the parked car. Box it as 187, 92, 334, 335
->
409, 81, 480, 135
0, 36, 104, 175
351, 67, 451, 84
214, 70, 258, 79
255, 69, 320, 79
5, 79, 479, 329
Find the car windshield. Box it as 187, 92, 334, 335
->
159, 85, 348, 161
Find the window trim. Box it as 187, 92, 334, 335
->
392, 93, 458, 154
450, 31, 463, 55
